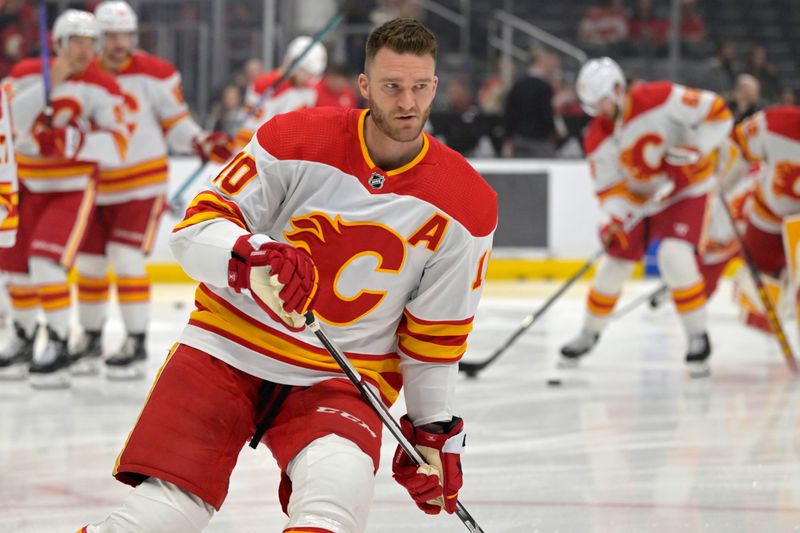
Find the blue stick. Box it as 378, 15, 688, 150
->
38, 0, 53, 123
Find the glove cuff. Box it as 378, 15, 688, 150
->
228, 234, 273, 291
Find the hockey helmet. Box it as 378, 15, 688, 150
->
95, 1, 138, 34
576, 57, 625, 116
52, 9, 100, 45
284, 36, 328, 77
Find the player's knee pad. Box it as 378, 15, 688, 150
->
75, 253, 109, 278
89, 477, 214, 533
285, 434, 376, 533
108, 243, 146, 277
657, 238, 701, 287
28, 256, 66, 284
593, 255, 636, 293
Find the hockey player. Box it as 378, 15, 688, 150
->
729, 105, 800, 330
0, 87, 18, 249
231, 34, 327, 151
0, 10, 128, 388
560, 57, 733, 377
70, 0, 232, 379
81, 18, 495, 533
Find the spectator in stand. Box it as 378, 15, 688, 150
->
679, 0, 705, 43
314, 63, 359, 108
781, 87, 798, 106
578, 0, 629, 51
628, 0, 669, 56
370, 0, 423, 26
232, 58, 264, 94
0, 0, 38, 79
705, 40, 739, 97
503, 48, 560, 158
746, 45, 782, 102
205, 84, 246, 138
727, 74, 761, 124
430, 78, 482, 156
477, 58, 513, 156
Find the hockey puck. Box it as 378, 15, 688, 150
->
546, 378, 562, 387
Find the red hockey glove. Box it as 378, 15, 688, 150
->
228, 234, 318, 330
193, 131, 234, 164
34, 123, 84, 160
600, 216, 629, 250
392, 415, 466, 515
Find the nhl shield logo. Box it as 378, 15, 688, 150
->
368, 172, 385, 189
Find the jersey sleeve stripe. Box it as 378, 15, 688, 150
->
173, 191, 249, 232
159, 110, 190, 132
705, 96, 733, 122
731, 122, 760, 164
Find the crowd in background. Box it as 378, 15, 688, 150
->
1, 0, 797, 160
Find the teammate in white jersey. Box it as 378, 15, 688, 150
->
560, 57, 733, 377
231, 35, 327, 151
81, 18, 496, 533
0, 88, 18, 248
0, 10, 128, 388
70, 0, 232, 379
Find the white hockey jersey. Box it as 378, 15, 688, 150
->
4, 58, 128, 193
233, 69, 318, 150
94, 52, 201, 205
171, 107, 497, 415
0, 88, 18, 247
613, 81, 732, 210
732, 105, 800, 233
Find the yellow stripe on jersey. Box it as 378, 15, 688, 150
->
190, 285, 402, 404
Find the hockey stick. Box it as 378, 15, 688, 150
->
612, 282, 668, 320
305, 312, 486, 533
38, 0, 53, 125
167, 11, 345, 216
716, 188, 799, 373
459, 184, 674, 378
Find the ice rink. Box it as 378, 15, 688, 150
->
2, 279, 799, 532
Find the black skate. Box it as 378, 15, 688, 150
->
0, 322, 37, 380
71, 330, 103, 376
29, 327, 71, 389
686, 332, 711, 378
106, 333, 147, 380
558, 330, 600, 368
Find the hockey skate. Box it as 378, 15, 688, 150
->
685, 332, 711, 378
29, 327, 71, 389
558, 330, 600, 368
71, 330, 103, 376
0, 322, 37, 380
106, 333, 147, 380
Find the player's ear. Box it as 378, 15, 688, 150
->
432, 75, 439, 95
357, 73, 369, 100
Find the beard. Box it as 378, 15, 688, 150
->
368, 96, 431, 143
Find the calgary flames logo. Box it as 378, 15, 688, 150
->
619, 133, 664, 182
771, 161, 800, 202
285, 212, 407, 326
34, 97, 82, 129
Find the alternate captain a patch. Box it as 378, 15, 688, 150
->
368, 172, 385, 190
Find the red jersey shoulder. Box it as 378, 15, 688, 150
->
121, 52, 178, 79
255, 106, 352, 166
8, 58, 44, 79
417, 138, 497, 238
73, 64, 123, 96
583, 115, 615, 155
622, 81, 673, 124
763, 105, 800, 142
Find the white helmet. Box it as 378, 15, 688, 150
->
95, 1, 138, 33
576, 57, 625, 116
52, 9, 99, 45
284, 36, 327, 77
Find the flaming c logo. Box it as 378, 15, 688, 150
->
285, 212, 407, 325
620, 133, 664, 182
771, 161, 800, 201
35, 97, 82, 128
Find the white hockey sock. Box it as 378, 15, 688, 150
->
29, 257, 70, 339
87, 477, 214, 532
109, 243, 150, 335
75, 253, 110, 332
658, 238, 707, 335
284, 434, 375, 533
583, 256, 636, 333
6, 273, 39, 336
